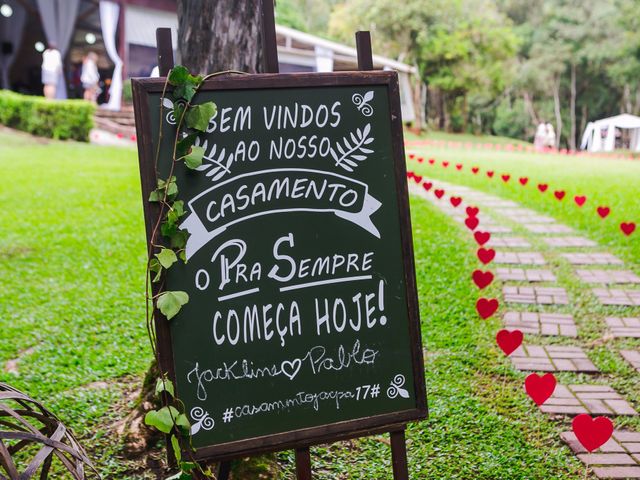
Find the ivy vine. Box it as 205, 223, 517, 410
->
142, 65, 242, 480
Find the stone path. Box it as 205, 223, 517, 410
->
503, 286, 569, 305
510, 345, 598, 372
562, 431, 640, 479
542, 385, 637, 416
576, 270, 640, 284
605, 318, 640, 338
503, 311, 577, 336
409, 175, 640, 478
496, 268, 556, 282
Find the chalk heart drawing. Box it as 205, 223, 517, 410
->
386, 374, 410, 399
190, 406, 215, 435
281, 358, 302, 380
330, 123, 375, 173
352, 90, 374, 116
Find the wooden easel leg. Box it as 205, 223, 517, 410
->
295, 446, 312, 480
216, 461, 231, 480
390, 429, 409, 480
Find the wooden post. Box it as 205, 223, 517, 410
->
260, 0, 279, 73
355, 31, 374, 71
156, 28, 175, 76
295, 446, 312, 480
390, 429, 410, 480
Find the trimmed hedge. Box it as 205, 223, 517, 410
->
0, 91, 95, 142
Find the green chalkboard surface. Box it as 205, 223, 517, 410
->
132, 71, 426, 460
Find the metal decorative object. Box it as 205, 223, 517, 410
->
0, 383, 99, 479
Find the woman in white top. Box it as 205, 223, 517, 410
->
81, 52, 100, 103
42, 44, 62, 99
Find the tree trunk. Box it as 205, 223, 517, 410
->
522, 91, 538, 125
553, 75, 563, 149
569, 63, 576, 151
177, 0, 265, 74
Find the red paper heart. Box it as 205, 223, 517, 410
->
574, 195, 586, 206
501, 174, 511, 182
422, 182, 433, 191
538, 183, 548, 192
572, 414, 614, 453
472, 270, 494, 289
465, 216, 479, 231
486, 170, 494, 178
471, 167, 479, 174
428, 158, 435, 164
413, 175, 423, 183
434, 189, 445, 199
466, 206, 479, 217
417, 157, 424, 163
524, 373, 556, 406
621, 222, 636, 236
407, 172, 414, 179
450, 196, 462, 207
442, 161, 449, 168
474, 231, 491, 246
476, 298, 499, 319
455, 163, 463, 170
554, 190, 566, 200
496, 329, 523, 356
597, 206, 610, 218
519, 177, 529, 185
477, 248, 496, 264
409, 154, 415, 159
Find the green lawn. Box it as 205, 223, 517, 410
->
0, 129, 637, 478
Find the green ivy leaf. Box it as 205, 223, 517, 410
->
156, 248, 178, 269
168, 66, 189, 86
184, 146, 205, 170
171, 434, 182, 464
176, 133, 199, 159
175, 413, 191, 433
180, 462, 197, 473
185, 102, 216, 132
170, 230, 189, 250
172, 200, 185, 218
144, 405, 181, 434
155, 377, 175, 398
149, 258, 162, 283
149, 189, 163, 202
166, 177, 178, 197
157, 291, 189, 320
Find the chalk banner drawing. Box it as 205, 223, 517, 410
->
133, 72, 426, 457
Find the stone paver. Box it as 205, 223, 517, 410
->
484, 225, 514, 234
510, 215, 557, 224
576, 269, 640, 284
605, 317, 640, 337
524, 223, 574, 233
621, 350, 640, 372
496, 268, 556, 282
503, 286, 569, 304
542, 236, 598, 247
486, 236, 531, 248
541, 384, 637, 416
593, 288, 640, 306
494, 251, 546, 265
510, 345, 598, 372
480, 200, 521, 208
562, 430, 640, 479
503, 311, 577, 336
562, 253, 624, 265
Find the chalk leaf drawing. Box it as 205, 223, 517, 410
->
330, 123, 374, 172
194, 138, 234, 181
352, 90, 374, 116
386, 374, 410, 399
190, 406, 215, 435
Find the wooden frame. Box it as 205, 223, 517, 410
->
132, 70, 426, 464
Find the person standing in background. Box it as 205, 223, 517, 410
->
41, 44, 62, 99
81, 52, 100, 103
534, 122, 547, 151
545, 122, 556, 150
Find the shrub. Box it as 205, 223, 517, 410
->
492, 98, 531, 141
0, 91, 95, 142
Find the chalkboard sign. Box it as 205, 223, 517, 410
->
132, 71, 426, 461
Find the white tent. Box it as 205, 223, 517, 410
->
581, 114, 640, 152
